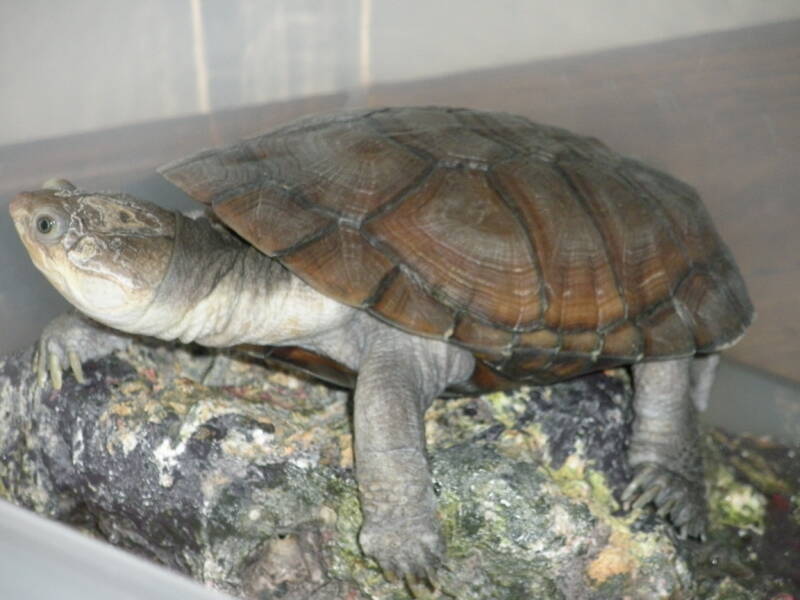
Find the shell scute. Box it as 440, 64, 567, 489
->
364, 166, 542, 329
211, 182, 333, 256
248, 120, 431, 222
451, 313, 515, 350
601, 321, 644, 360
280, 227, 395, 306
369, 268, 456, 338
370, 106, 515, 166
491, 159, 625, 332
637, 301, 696, 356
558, 158, 691, 320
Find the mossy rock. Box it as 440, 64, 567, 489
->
0, 340, 797, 599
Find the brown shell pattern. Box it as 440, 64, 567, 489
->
160, 106, 753, 389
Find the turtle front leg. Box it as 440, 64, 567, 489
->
622, 357, 707, 539
35, 310, 131, 389
352, 332, 472, 584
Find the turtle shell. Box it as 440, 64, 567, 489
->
160, 106, 753, 390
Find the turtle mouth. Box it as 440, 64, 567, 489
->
9, 193, 33, 236
9, 194, 54, 265
9, 195, 38, 259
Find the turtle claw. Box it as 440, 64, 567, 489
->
382, 569, 399, 584
622, 461, 707, 539
68, 350, 86, 384
404, 567, 441, 598
48, 352, 63, 390
656, 497, 679, 518
405, 573, 433, 599
360, 515, 444, 592
35, 340, 48, 388
630, 479, 662, 509
424, 566, 439, 589
33, 311, 130, 390
621, 464, 655, 507
381, 562, 438, 597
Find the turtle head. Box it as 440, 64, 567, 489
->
9, 179, 177, 329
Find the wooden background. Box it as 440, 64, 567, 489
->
2, 19, 798, 382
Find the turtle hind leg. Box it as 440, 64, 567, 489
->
690, 353, 720, 412
622, 357, 708, 539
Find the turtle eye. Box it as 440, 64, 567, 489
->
32, 210, 66, 243
37, 216, 55, 234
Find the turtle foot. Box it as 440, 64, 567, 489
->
34, 311, 130, 389
359, 515, 443, 595
622, 461, 707, 540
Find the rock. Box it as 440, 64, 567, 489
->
0, 339, 797, 599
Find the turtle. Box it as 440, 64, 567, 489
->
9, 106, 753, 585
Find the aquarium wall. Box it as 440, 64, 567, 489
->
2, 1, 800, 145
1, 3, 798, 394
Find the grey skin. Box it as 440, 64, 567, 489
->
10, 179, 714, 585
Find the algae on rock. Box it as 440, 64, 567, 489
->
0, 339, 797, 599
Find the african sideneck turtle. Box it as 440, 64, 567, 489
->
10, 106, 753, 585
